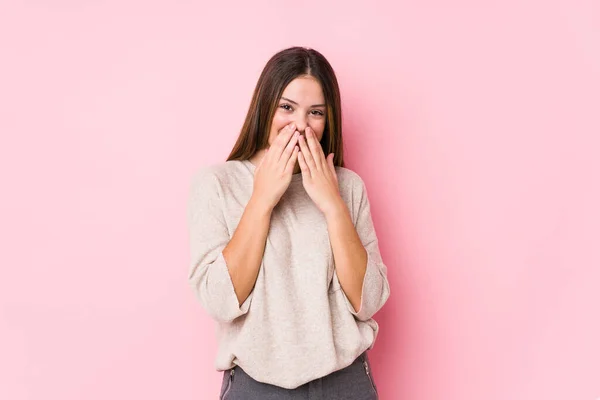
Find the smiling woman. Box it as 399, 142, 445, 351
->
257, 76, 328, 176
228, 46, 344, 171
187, 46, 390, 399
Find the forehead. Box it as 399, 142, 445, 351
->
281, 76, 324, 103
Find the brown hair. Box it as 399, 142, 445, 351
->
226, 46, 345, 167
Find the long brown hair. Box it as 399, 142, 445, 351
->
226, 46, 345, 167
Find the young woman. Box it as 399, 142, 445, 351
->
187, 46, 390, 399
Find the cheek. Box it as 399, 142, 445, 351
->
269, 114, 293, 144
311, 121, 326, 141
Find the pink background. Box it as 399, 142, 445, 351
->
1, 1, 599, 399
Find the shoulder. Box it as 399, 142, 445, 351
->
333, 166, 373, 223
190, 160, 245, 187
334, 166, 367, 193
188, 160, 249, 204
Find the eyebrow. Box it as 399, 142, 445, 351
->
280, 97, 326, 108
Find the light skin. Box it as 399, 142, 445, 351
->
223, 75, 368, 313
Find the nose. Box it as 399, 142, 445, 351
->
292, 115, 308, 134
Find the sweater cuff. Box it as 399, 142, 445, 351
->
197, 251, 253, 323
341, 252, 389, 322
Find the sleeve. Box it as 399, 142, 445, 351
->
186, 169, 254, 323
339, 175, 391, 322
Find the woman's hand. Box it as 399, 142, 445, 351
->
252, 122, 300, 211
297, 126, 343, 216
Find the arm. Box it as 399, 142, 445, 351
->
186, 170, 272, 323
326, 176, 391, 321
324, 198, 368, 312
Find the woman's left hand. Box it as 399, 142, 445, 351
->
297, 126, 343, 216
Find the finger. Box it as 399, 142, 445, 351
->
256, 147, 270, 171
328, 153, 339, 181
259, 147, 269, 163
280, 131, 300, 172
274, 123, 296, 162
285, 145, 299, 175
327, 153, 335, 174
268, 123, 293, 162
305, 127, 325, 170
298, 134, 317, 174
254, 148, 266, 170
297, 150, 311, 177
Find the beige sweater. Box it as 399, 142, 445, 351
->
186, 159, 390, 389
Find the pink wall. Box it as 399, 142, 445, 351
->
1, 1, 599, 399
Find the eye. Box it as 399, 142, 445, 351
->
311, 110, 325, 116
280, 103, 293, 111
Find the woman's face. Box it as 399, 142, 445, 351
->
268, 76, 327, 146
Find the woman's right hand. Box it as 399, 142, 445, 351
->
252, 122, 300, 211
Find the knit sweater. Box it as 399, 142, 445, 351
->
186, 159, 390, 389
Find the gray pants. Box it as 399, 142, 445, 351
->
219, 351, 379, 399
